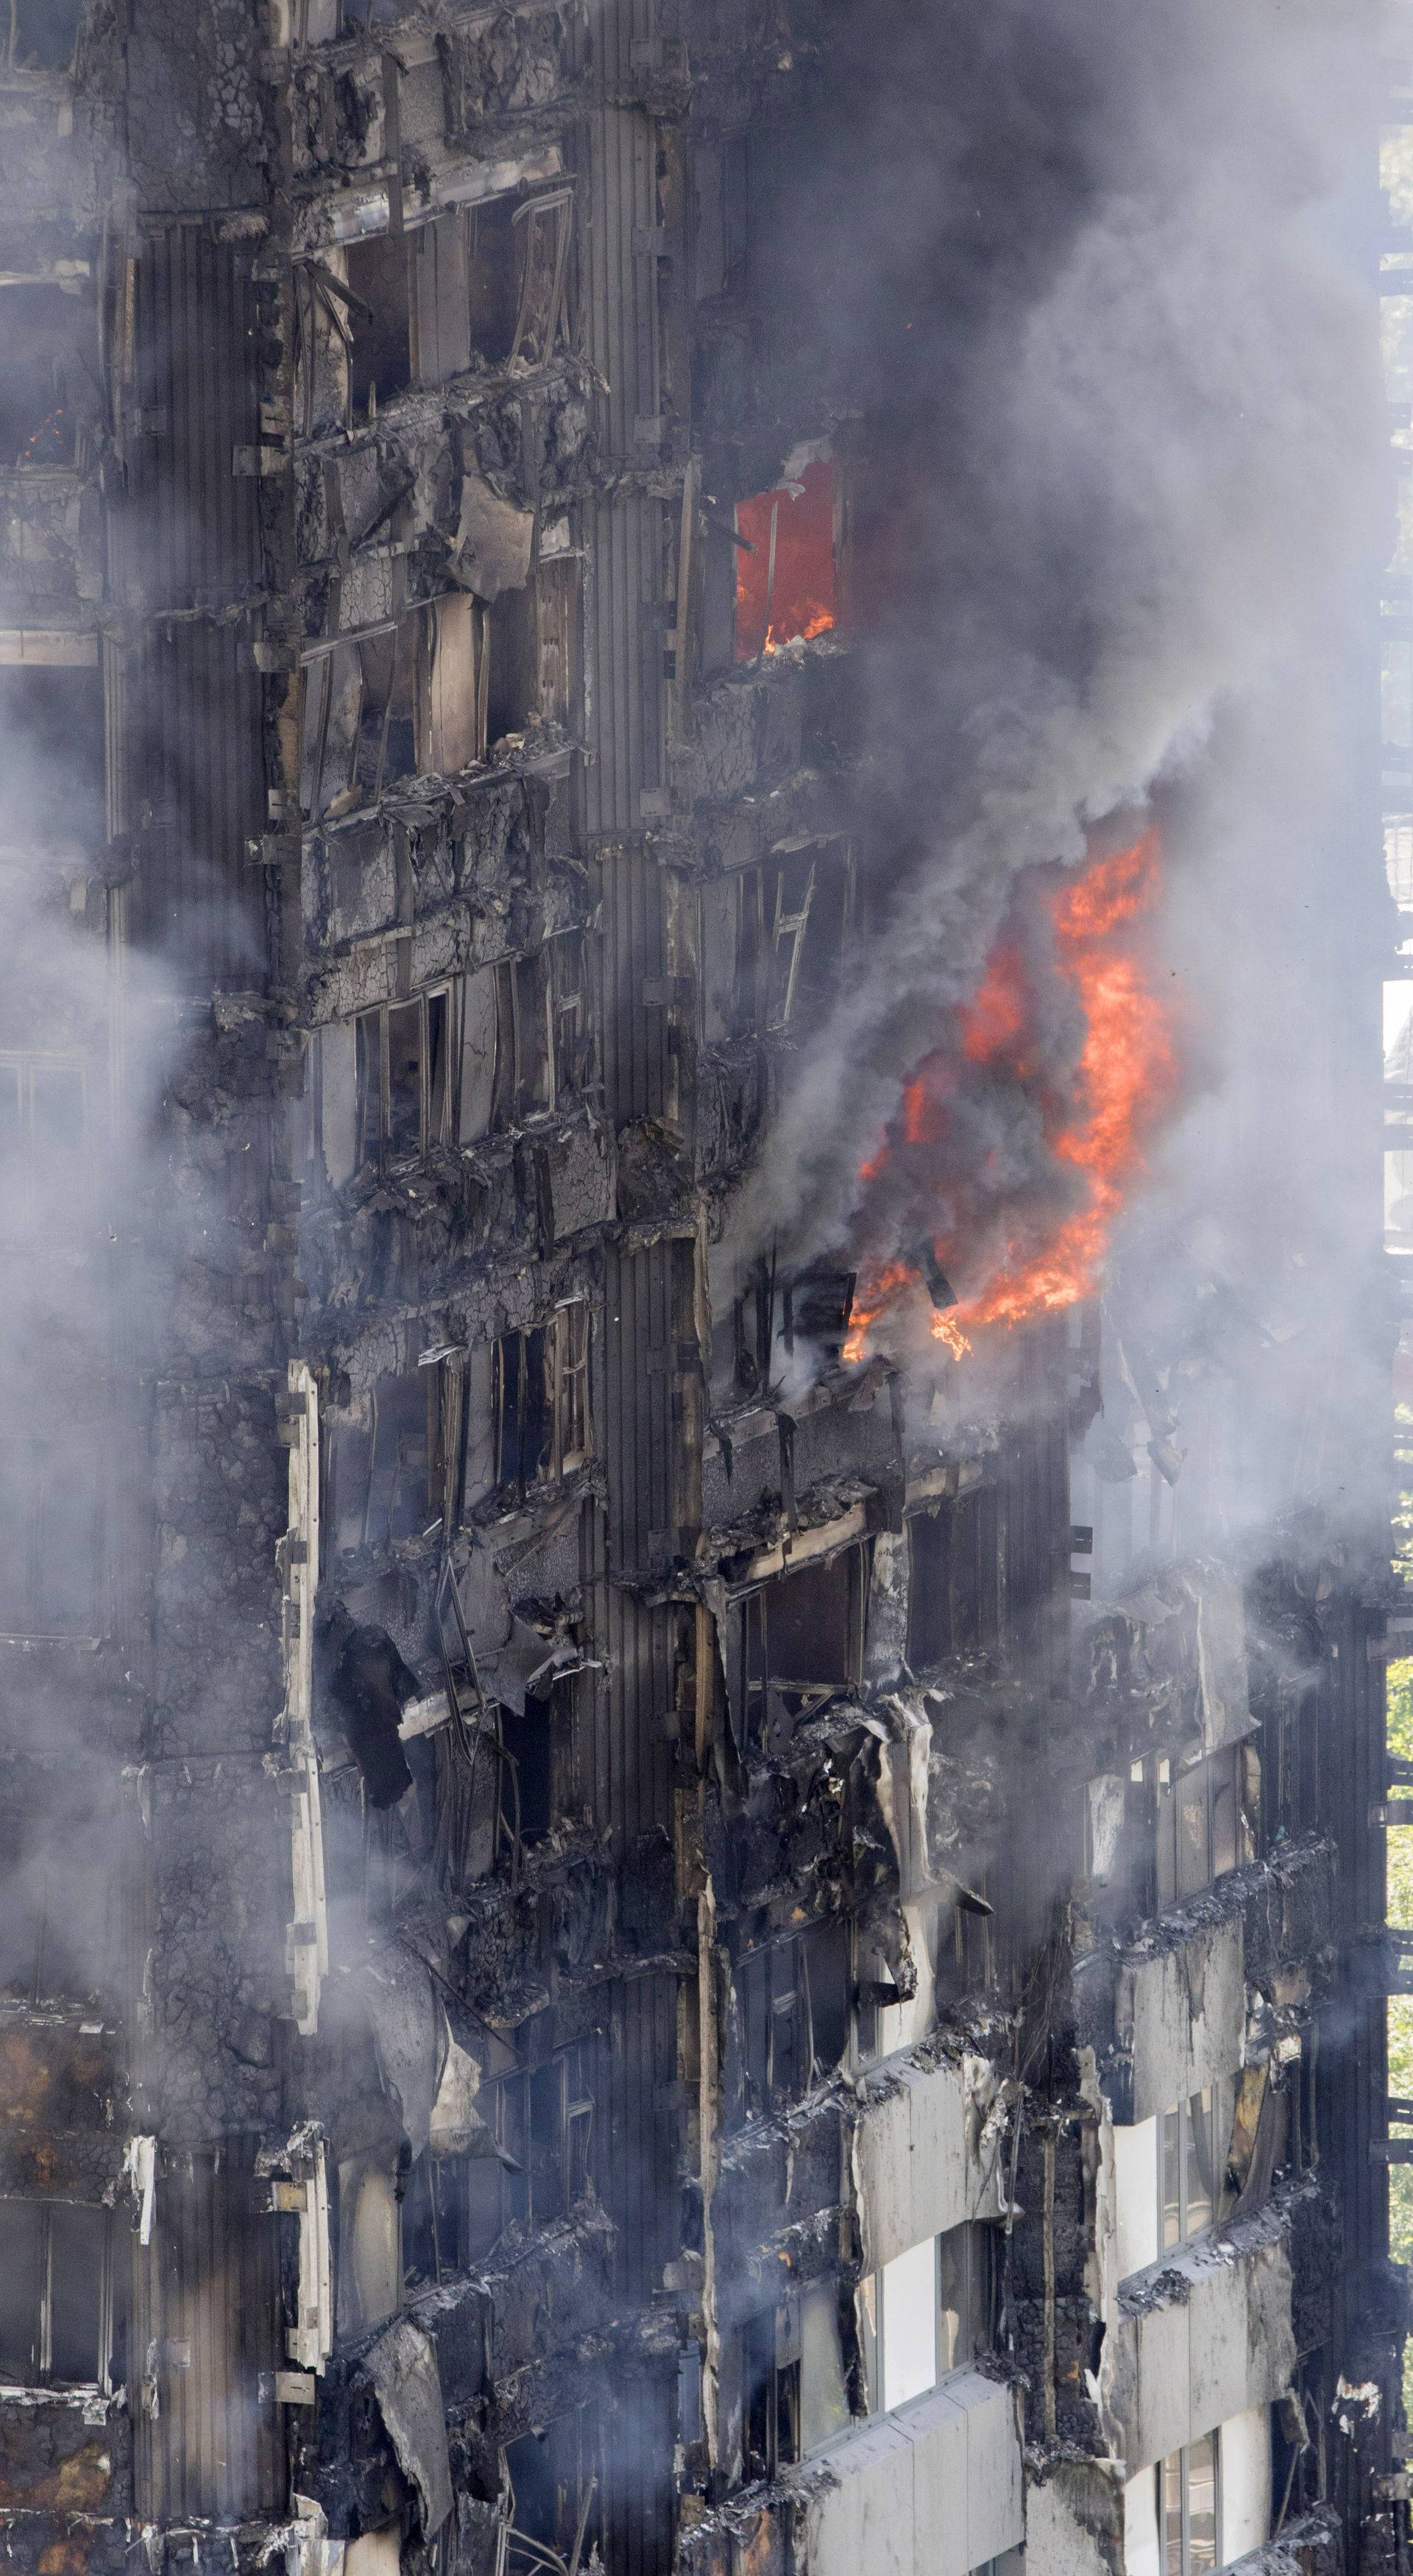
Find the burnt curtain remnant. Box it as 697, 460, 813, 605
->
0, 11, 1399, 2576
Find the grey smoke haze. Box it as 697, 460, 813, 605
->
726, 0, 1385, 1539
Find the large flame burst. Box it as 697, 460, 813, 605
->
844, 832, 1176, 1363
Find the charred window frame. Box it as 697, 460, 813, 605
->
1131, 1741, 1256, 1910
730, 840, 854, 1037
353, 988, 453, 1169
740, 2280, 848, 2480
734, 1917, 849, 2123
906, 1486, 1003, 1670
1159, 2081, 1234, 2251
1158, 2435, 1221, 2576
482, 933, 589, 1131
433, 2041, 597, 2266
495, 1302, 591, 1498
300, 601, 489, 820
740, 1543, 866, 1754
0, 2199, 116, 2391
509, 191, 574, 369
504, 2404, 601, 2576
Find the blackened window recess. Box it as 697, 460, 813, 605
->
352, 988, 451, 1169
447, 2042, 597, 2263
505, 2405, 600, 2569
0, 665, 105, 857
741, 2282, 847, 2480
906, 1486, 1002, 1669
782, 1268, 855, 1363
742, 1545, 865, 1750
326, 1363, 450, 1557
735, 1917, 849, 2120
0, 2198, 113, 2388
479, 934, 589, 1134
8, 0, 82, 67
0, 283, 96, 464
319, 1602, 419, 1809
730, 841, 854, 1037
344, 232, 412, 413
494, 1303, 590, 1498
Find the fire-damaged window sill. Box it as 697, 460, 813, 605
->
0, 2383, 119, 2420
1114, 2174, 1307, 2318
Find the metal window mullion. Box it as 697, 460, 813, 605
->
378, 1006, 391, 1161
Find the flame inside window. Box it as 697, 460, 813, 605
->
734, 460, 837, 663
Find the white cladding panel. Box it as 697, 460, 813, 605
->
801, 2372, 1021, 2576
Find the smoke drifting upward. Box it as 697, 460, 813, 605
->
729, 0, 1384, 1512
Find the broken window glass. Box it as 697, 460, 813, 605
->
0, 2198, 112, 2388
734, 1917, 849, 2121
733, 459, 838, 662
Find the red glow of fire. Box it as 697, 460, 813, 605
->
734, 461, 839, 662
844, 832, 1174, 1365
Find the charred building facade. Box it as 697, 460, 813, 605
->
0, 13, 1402, 2576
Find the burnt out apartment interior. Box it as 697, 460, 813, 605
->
0, 10, 1403, 2576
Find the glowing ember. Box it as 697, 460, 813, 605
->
846, 830, 1175, 1363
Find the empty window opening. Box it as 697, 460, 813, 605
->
0, 2199, 115, 2389
350, 988, 451, 1170
742, 1545, 863, 1752
429, 2043, 597, 2268
907, 1487, 1002, 1669
494, 1303, 590, 1498
859, 2221, 998, 2417
734, 459, 837, 662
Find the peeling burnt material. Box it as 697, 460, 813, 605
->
0, 10, 1393, 2576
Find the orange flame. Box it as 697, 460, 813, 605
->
849, 830, 1175, 1365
